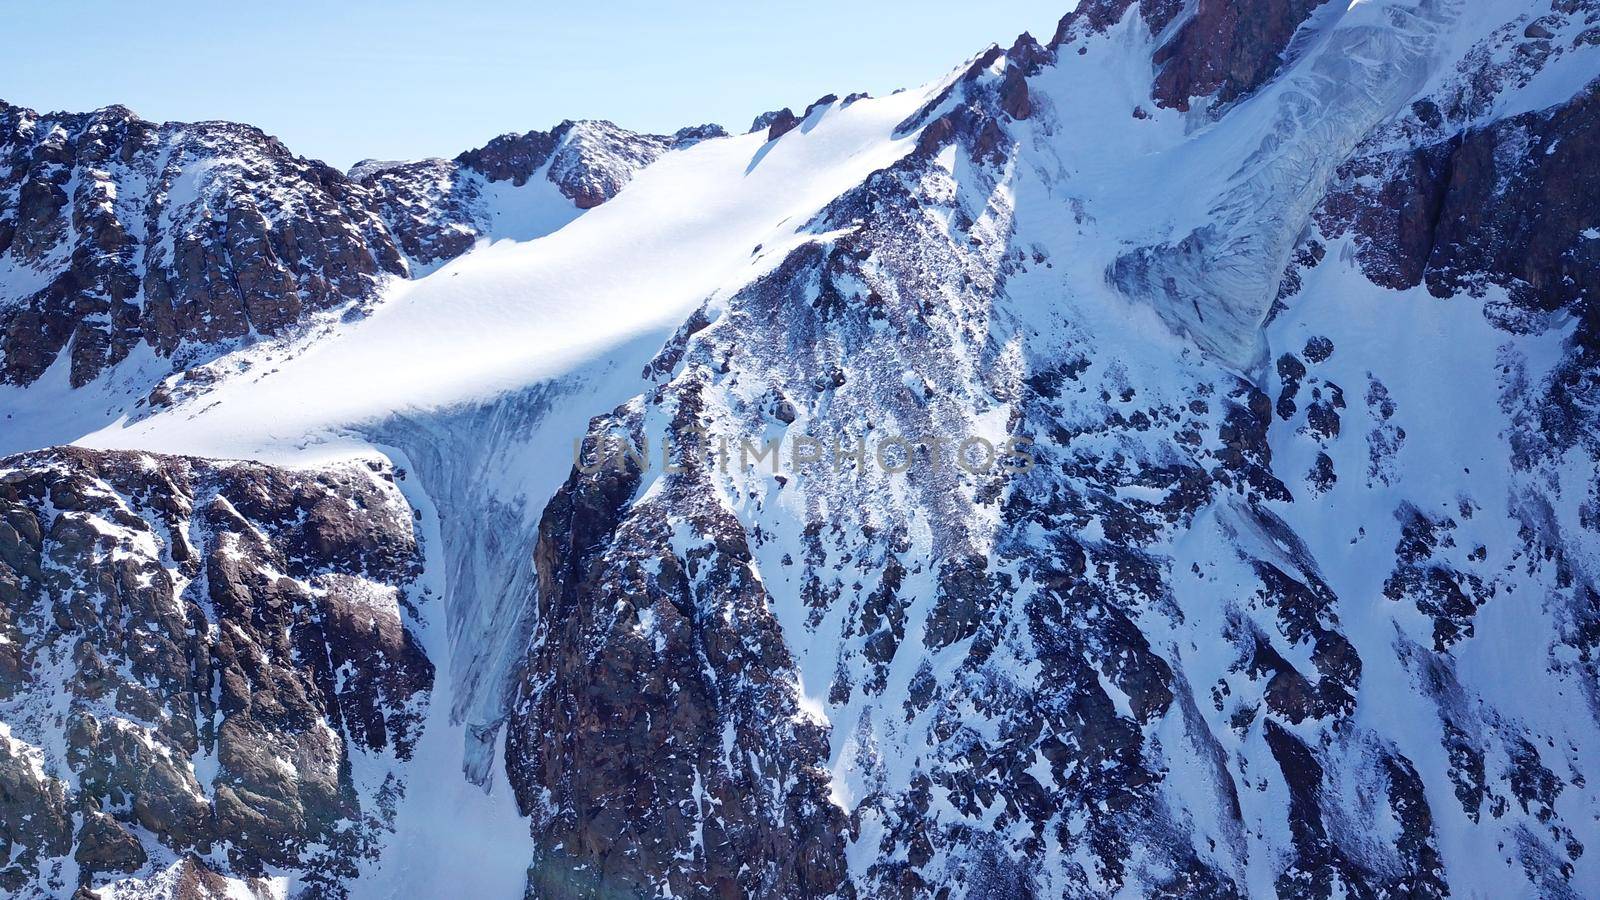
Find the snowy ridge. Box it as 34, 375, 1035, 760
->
81, 85, 934, 460
0, 100, 717, 421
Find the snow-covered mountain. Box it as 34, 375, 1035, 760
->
0, 102, 716, 422
2, 0, 1599, 897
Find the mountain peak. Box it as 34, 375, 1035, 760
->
3, 4, 1599, 897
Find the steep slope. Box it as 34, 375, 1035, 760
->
1, 72, 939, 900
0, 0, 1597, 898
485, 2, 1600, 895
1111, 0, 1465, 368
88, 84, 946, 793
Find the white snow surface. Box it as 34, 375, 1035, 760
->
346, 445, 533, 900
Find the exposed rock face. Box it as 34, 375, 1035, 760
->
495, 5, 1600, 897
0, 447, 431, 897
0, 101, 405, 388
360, 119, 726, 271
758, 95, 847, 143
2, 2, 1600, 898
507, 398, 846, 899
456, 118, 723, 208
546, 121, 724, 209
1151, 0, 1330, 111
748, 108, 791, 135
1313, 6, 1600, 562
1053, 0, 1405, 115
351, 158, 483, 270
898, 33, 1048, 158
1050, 0, 1181, 47
762, 108, 801, 142
1320, 80, 1600, 325
504, 95, 1255, 896
452, 128, 563, 186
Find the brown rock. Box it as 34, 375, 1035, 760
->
766, 108, 801, 142
1152, 0, 1329, 111
75, 809, 147, 874
999, 66, 1032, 120
0, 447, 433, 892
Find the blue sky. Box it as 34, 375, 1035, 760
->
0, 1, 1072, 170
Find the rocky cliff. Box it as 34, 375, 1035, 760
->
502, 1, 1600, 896
1, 1, 1598, 898
0, 102, 403, 389
0, 448, 431, 897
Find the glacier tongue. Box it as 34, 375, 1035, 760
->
370, 376, 644, 786
1111, 0, 1463, 369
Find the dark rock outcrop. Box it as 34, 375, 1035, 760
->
507, 398, 847, 899
356, 117, 720, 270
487, 7, 1600, 894
1049, 0, 1330, 112
1151, 0, 1329, 111
1320, 81, 1600, 322
0, 447, 431, 893
1051, 0, 1186, 48
450, 119, 724, 205
0, 101, 405, 387
4, 2, 1600, 897
763, 108, 801, 142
